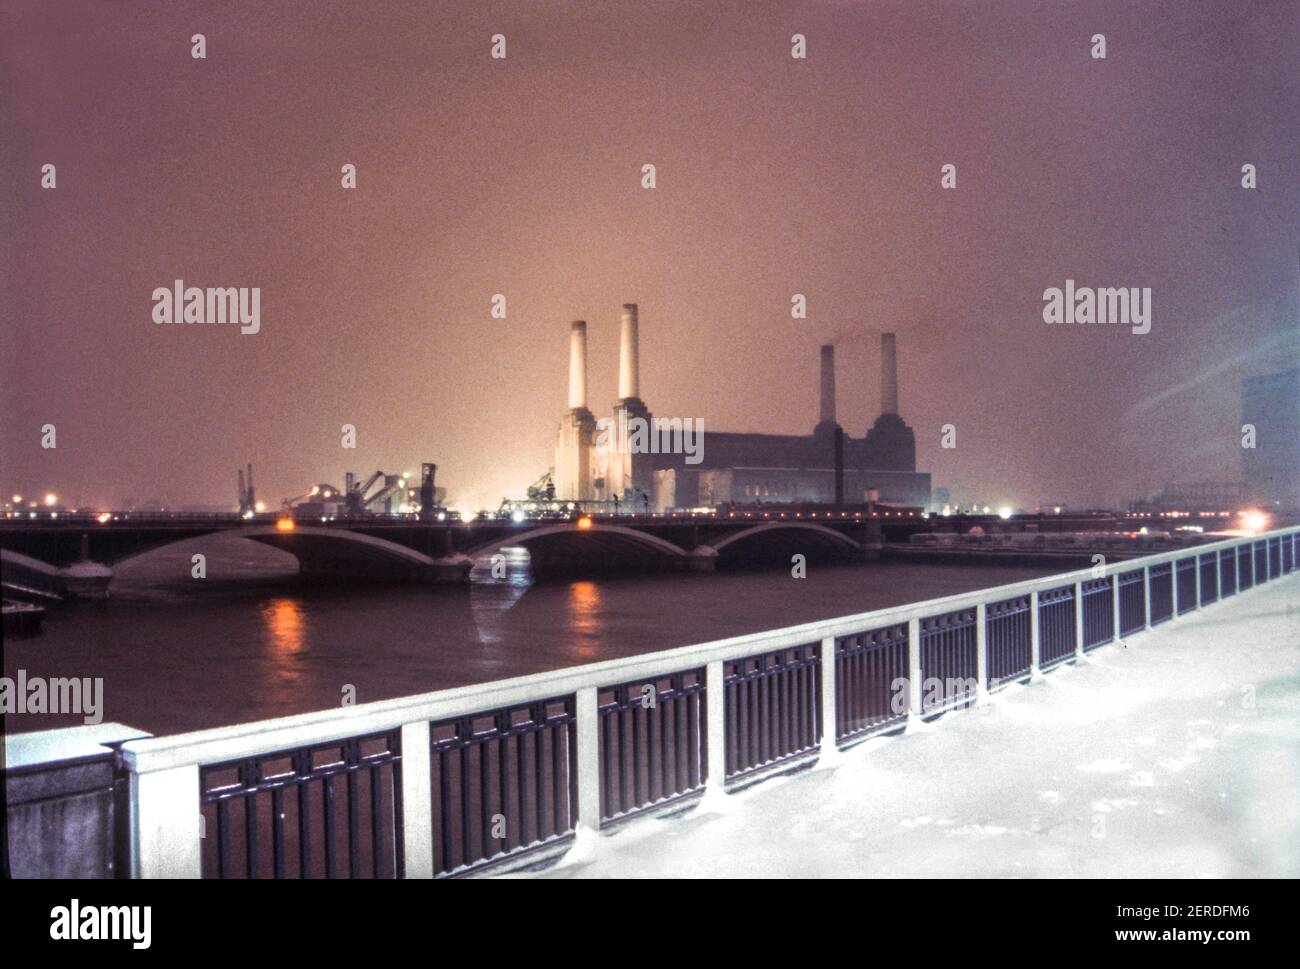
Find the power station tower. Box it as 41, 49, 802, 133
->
554, 320, 597, 501
237, 464, 256, 515
605, 303, 655, 505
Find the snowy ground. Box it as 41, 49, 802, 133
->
536, 578, 1300, 878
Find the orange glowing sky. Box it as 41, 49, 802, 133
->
2, 0, 1297, 510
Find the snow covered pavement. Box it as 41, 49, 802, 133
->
537, 577, 1300, 878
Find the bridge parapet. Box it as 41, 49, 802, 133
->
3, 510, 1246, 582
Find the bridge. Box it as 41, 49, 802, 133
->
5, 524, 1296, 878
0, 508, 1232, 594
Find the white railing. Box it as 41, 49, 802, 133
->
120, 525, 1300, 878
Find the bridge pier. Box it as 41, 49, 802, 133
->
428, 554, 474, 584
1, 549, 113, 600
858, 519, 883, 561
59, 561, 114, 599
685, 546, 718, 572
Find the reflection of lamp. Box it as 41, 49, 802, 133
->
576, 516, 593, 530
263, 598, 306, 660
566, 581, 602, 656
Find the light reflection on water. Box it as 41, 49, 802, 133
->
263, 598, 306, 656
566, 581, 602, 659
260, 597, 308, 697
469, 547, 533, 644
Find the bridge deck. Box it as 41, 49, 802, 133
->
537, 578, 1300, 878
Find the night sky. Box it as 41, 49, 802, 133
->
2, 0, 1296, 511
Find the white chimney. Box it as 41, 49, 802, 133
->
618, 303, 639, 400
568, 320, 588, 409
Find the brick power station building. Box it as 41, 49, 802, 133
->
554, 305, 931, 512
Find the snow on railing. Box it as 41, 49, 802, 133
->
120, 525, 1300, 878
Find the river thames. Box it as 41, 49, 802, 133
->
3, 535, 1057, 735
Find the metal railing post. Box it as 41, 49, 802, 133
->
1111, 573, 1121, 641
975, 602, 989, 699
575, 686, 601, 833
1074, 580, 1085, 658
907, 617, 923, 717
819, 636, 838, 759
705, 660, 726, 793
1170, 560, 1179, 620
399, 720, 433, 878
1143, 567, 1152, 630
1029, 591, 1041, 674
130, 763, 202, 878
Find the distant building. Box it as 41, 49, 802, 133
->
1130, 481, 1247, 514
1241, 367, 1300, 508
555, 308, 930, 511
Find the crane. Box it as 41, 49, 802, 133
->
343, 470, 409, 517
281, 484, 341, 513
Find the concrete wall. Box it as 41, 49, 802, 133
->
3, 723, 150, 878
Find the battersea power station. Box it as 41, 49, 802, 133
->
555, 304, 931, 512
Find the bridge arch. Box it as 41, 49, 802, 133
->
106, 525, 454, 582
238, 525, 451, 581
466, 523, 689, 576
708, 521, 863, 564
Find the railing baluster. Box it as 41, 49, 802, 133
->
458, 731, 472, 869
272, 786, 285, 878
477, 729, 492, 859
295, 752, 311, 878
515, 729, 527, 847
244, 761, 258, 879
324, 774, 336, 879
346, 743, 360, 878
551, 702, 566, 832
217, 798, 230, 879
370, 759, 383, 876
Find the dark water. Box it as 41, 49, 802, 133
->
3, 535, 1058, 736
